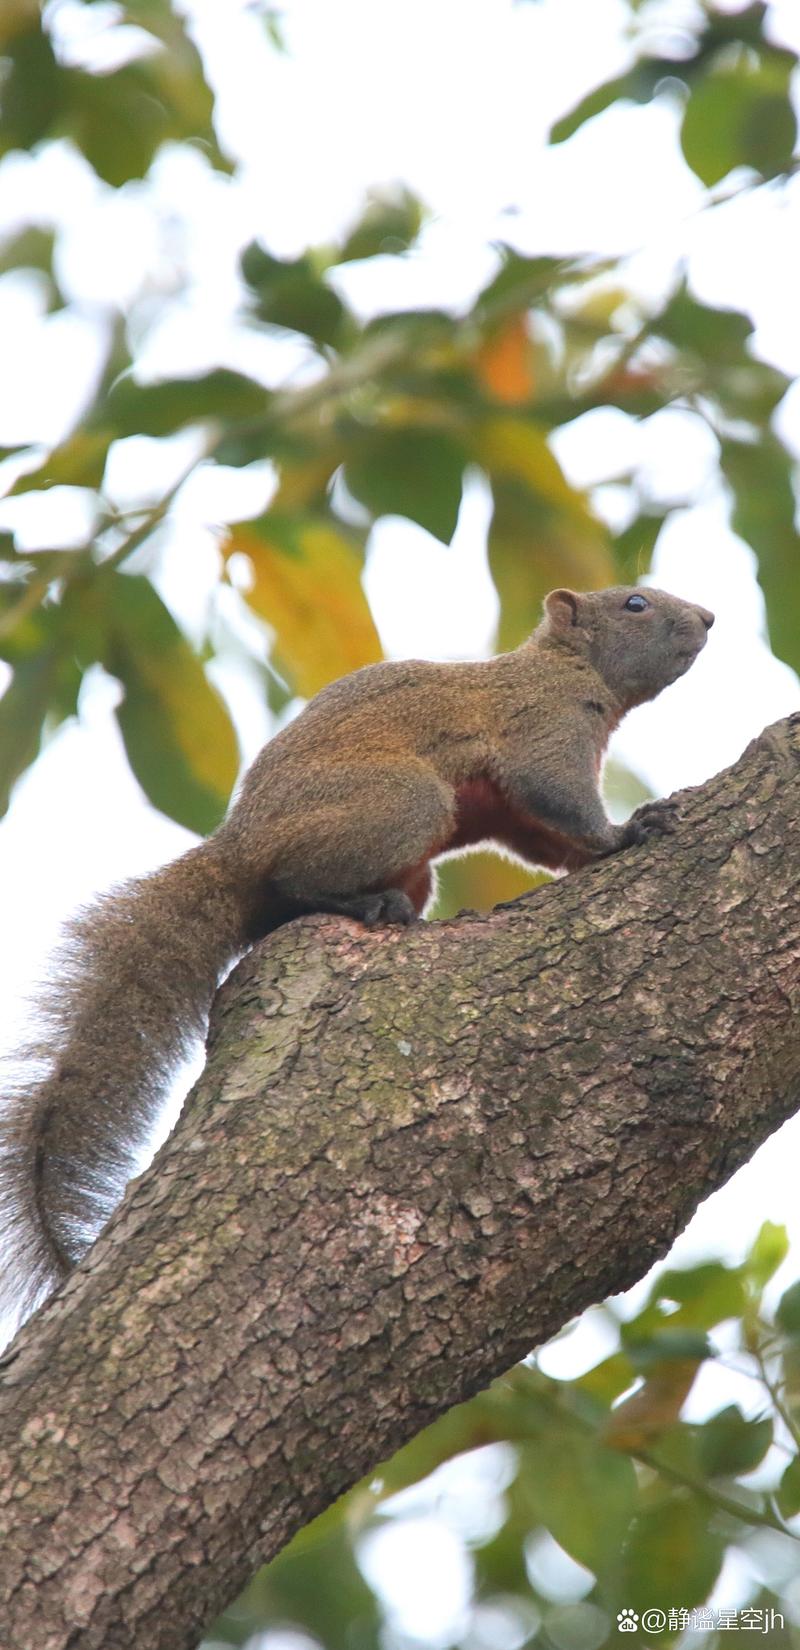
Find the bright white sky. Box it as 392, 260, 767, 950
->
1, 0, 800, 1614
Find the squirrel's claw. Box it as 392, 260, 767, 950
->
623, 799, 680, 846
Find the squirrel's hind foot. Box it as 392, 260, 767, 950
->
310, 887, 417, 929
354, 888, 417, 928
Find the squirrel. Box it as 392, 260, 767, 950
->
0, 584, 713, 1339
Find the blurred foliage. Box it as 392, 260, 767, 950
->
1, 4, 800, 1641
551, 0, 798, 188
0, 0, 230, 181
0, 0, 797, 880
206, 1228, 800, 1650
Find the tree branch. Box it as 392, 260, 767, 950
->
2, 714, 799, 1650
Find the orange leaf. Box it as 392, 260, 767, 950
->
475, 315, 535, 404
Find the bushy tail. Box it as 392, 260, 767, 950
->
0, 843, 248, 1345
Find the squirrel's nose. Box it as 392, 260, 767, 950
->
698, 607, 715, 630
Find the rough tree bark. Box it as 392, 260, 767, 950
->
1, 714, 799, 1650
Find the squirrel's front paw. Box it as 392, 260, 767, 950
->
622, 798, 679, 847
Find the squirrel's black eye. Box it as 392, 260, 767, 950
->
624, 594, 649, 613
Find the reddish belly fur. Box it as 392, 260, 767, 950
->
387, 775, 587, 912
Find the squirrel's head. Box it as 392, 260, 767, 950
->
539, 585, 714, 709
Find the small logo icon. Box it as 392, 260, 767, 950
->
617, 1610, 639, 1633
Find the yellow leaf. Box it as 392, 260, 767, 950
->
476, 415, 595, 517
565, 283, 631, 329
433, 851, 546, 920
0, 0, 38, 48
272, 453, 340, 512
475, 418, 616, 650
603, 1360, 700, 1452
225, 515, 382, 697
10, 432, 110, 494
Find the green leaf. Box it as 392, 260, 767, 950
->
549, 63, 665, 144
611, 513, 665, 582
576, 1350, 637, 1410
550, 2, 798, 179
262, 9, 287, 53
776, 1280, 800, 1337
228, 1519, 381, 1650
213, 429, 280, 468
776, 1454, 800, 1518
0, 224, 60, 299
623, 1497, 724, 1615
656, 282, 752, 367
102, 572, 239, 833
651, 281, 788, 424
696, 1405, 773, 1478
517, 1432, 637, 1577
62, 14, 228, 186
745, 1221, 790, 1292
721, 437, 800, 678
473, 250, 573, 322
343, 427, 466, 544
63, 60, 172, 187
603, 759, 652, 818
101, 369, 269, 438
338, 188, 424, 263
622, 1327, 712, 1369
700, 1, 783, 55
0, 589, 82, 812
0, 653, 53, 817
0, 9, 229, 183
241, 243, 346, 347
0, 21, 60, 155
360, 306, 458, 348
644, 1262, 748, 1332
118, 3, 231, 174
681, 53, 797, 186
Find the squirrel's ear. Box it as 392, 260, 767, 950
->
544, 589, 580, 631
